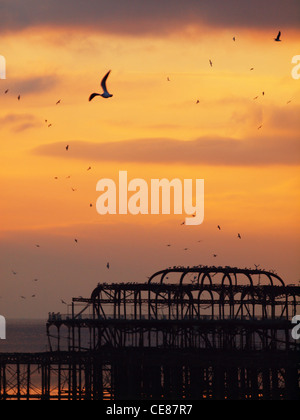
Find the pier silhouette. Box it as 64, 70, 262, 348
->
0, 266, 299, 400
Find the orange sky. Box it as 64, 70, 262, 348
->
0, 2, 299, 318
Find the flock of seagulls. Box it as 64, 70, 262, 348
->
165, 223, 243, 259
2, 29, 294, 308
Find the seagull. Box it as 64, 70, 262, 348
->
74, 239, 78, 243
258, 125, 263, 130
21, 296, 26, 299
238, 233, 242, 239
217, 225, 221, 230
274, 31, 282, 42
209, 59, 213, 67
18, 95, 21, 101
89, 70, 113, 101
4, 89, 9, 94
233, 36, 236, 42
12, 270, 17, 275
196, 100, 200, 104
107, 262, 110, 269
35, 244, 40, 248
90, 203, 93, 207
250, 68, 254, 71
166, 244, 171, 247
56, 100, 61, 105
61, 300, 67, 305
87, 166, 92, 171
167, 77, 171, 82
253, 96, 259, 100
213, 254, 217, 258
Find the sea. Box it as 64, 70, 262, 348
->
0, 319, 48, 353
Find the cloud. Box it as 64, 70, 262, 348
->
33, 135, 300, 166
0, 113, 42, 132
11, 75, 59, 95
0, 0, 299, 35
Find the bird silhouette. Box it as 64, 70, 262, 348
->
274, 31, 282, 42
56, 100, 61, 105
18, 95, 21, 101
107, 262, 110, 269
209, 60, 213, 67
217, 225, 221, 230
89, 70, 113, 101
66, 145, 69, 151
238, 233, 242, 239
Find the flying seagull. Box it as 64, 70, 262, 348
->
66, 145, 69, 151
274, 31, 282, 42
107, 262, 110, 269
89, 70, 113, 101
209, 59, 213, 67
238, 233, 242, 239
56, 100, 61, 105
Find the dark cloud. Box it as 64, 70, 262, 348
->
0, 0, 299, 35
33, 135, 300, 166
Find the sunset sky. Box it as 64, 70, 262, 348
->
0, 0, 299, 319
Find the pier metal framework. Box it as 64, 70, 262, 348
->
0, 267, 299, 400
